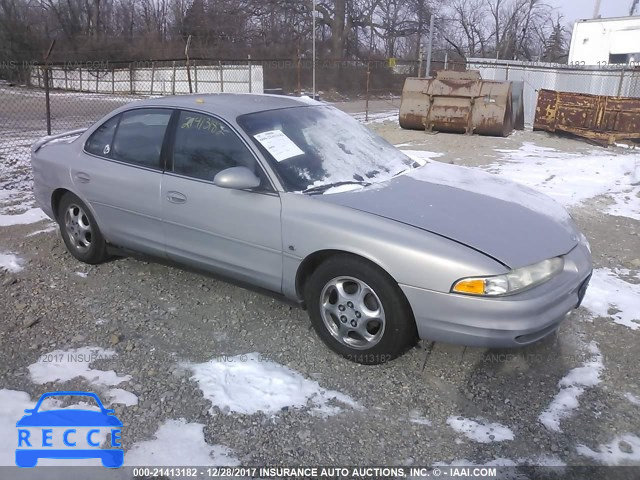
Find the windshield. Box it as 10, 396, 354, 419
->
237, 105, 413, 192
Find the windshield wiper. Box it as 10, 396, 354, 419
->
392, 161, 423, 178
302, 180, 371, 195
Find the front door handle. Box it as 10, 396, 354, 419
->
74, 172, 91, 183
166, 191, 187, 204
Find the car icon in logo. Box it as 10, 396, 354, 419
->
15, 391, 123, 468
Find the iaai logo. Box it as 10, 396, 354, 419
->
15, 391, 123, 468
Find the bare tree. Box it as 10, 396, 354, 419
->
0, 0, 564, 64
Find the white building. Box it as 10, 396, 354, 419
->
568, 16, 640, 66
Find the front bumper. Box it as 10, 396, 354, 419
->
400, 243, 592, 348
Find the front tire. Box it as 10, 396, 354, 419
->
305, 255, 417, 364
57, 192, 108, 264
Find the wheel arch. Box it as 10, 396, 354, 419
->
51, 188, 72, 221
51, 189, 102, 229
295, 249, 405, 304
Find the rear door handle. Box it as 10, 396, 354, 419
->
166, 191, 187, 204
74, 172, 91, 183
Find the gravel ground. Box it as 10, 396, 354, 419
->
1, 97, 639, 479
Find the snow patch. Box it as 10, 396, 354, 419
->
125, 419, 238, 466
28, 347, 130, 386
581, 268, 640, 330
400, 149, 444, 165
446, 416, 514, 443
184, 352, 359, 416
491, 143, 640, 220
577, 434, 640, 466
28, 347, 136, 408
107, 388, 138, 406
27, 223, 57, 236
353, 110, 399, 124
0, 390, 39, 465
297, 95, 321, 105
522, 455, 567, 467
0, 206, 49, 227
538, 342, 604, 432
409, 410, 432, 426
625, 393, 640, 406
0, 252, 24, 273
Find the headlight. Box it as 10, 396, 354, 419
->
452, 257, 564, 296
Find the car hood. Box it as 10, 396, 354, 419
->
314, 161, 579, 269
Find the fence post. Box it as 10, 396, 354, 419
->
79, 66, 83, 91
185, 35, 193, 93
194, 60, 198, 93
95, 71, 99, 93
44, 66, 51, 135
172, 60, 176, 95
129, 63, 134, 94
43, 40, 55, 135
365, 60, 371, 122
296, 49, 301, 95
617, 68, 626, 97
248, 54, 252, 93
219, 61, 224, 92
111, 68, 115, 94
150, 61, 155, 95
64, 68, 68, 90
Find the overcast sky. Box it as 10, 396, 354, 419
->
547, 0, 634, 26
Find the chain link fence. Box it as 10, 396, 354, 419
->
0, 57, 421, 162
4, 55, 638, 161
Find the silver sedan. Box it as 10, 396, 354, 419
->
31, 94, 592, 364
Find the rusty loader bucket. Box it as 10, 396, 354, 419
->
399, 70, 515, 137
534, 89, 640, 146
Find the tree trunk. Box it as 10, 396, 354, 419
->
332, 0, 346, 59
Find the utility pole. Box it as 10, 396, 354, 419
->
592, 0, 602, 18
312, 0, 316, 98
425, 15, 435, 78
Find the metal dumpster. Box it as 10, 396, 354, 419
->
534, 89, 640, 146
511, 81, 525, 131
399, 70, 515, 137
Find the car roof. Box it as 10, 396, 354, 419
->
128, 93, 321, 118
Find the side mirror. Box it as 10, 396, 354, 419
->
213, 166, 261, 190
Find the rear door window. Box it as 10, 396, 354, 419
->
85, 115, 120, 157
111, 109, 172, 169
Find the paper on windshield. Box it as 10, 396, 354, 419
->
254, 130, 304, 162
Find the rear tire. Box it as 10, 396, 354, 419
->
57, 192, 108, 264
305, 254, 417, 364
